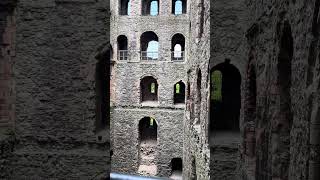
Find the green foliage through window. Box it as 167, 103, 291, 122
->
151, 83, 156, 94
211, 70, 222, 101
175, 83, 181, 94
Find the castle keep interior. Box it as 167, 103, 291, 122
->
0, 0, 320, 180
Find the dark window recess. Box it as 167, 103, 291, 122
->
119, 0, 130, 15
139, 117, 157, 142
174, 81, 186, 104
210, 59, 241, 131
141, 76, 158, 102
142, 0, 159, 15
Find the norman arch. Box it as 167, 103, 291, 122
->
209, 59, 241, 132
174, 81, 186, 104
139, 117, 158, 143
171, 33, 185, 61
140, 76, 159, 102
140, 31, 159, 60
117, 35, 128, 60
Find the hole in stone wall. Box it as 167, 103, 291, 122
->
142, 0, 159, 16
119, 0, 130, 15
172, 0, 187, 15
117, 35, 128, 51
170, 158, 183, 179
117, 35, 128, 60
141, 76, 158, 102
139, 117, 158, 143
210, 59, 241, 132
141, 31, 159, 60
171, 158, 183, 172
174, 81, 186, 104
171, 33, 185, 61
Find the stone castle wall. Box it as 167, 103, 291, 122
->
183, 0, 211, 179
244, 1, 320, 179
3, 0, 111, 179
110, 0, 188, 177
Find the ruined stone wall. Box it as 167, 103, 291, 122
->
244, 1, 319, 180
7, 0, 110, 179
209, 0, 249, 179
110, 0, 188, 177
183, 0, 210, 179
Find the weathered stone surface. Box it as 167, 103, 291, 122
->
110, 0, 188, 178
0, 0, 111, 179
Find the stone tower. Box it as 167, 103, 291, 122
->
110, 0, 189, 177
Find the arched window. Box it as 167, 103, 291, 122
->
142, 0, 159, 16
117, 35, 128, 60
209, 59, 241, 131
141, 31, 159, 60
172, 0, 186, 14
141, 76, 158, 102
174, 81, 186, 104
171, 33, 185, 61
139, 117, 157, 142
119, 0, 130, 15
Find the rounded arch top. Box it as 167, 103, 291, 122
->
141, 31, 159, 41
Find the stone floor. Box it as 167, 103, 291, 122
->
169, 171, 182, 180
138, 140, 157, 176
210, 131, 241, 180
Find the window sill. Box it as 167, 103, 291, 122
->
141, 101, 159, 107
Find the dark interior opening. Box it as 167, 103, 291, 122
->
142, 0, 159, 15
278, 21, 293, 130
210, 59, 241, 131
171, 33, 185, 51
119, 0, 130, 15
140, 31, 159, 51
139, 117, 158, 142
171, 158, 183, 172
174, 81, 186, 104
141, 76, 158, 102
117, 35, 128, 50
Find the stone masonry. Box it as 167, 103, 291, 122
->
0, 0, 111, 179
110, 0, 188, 178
